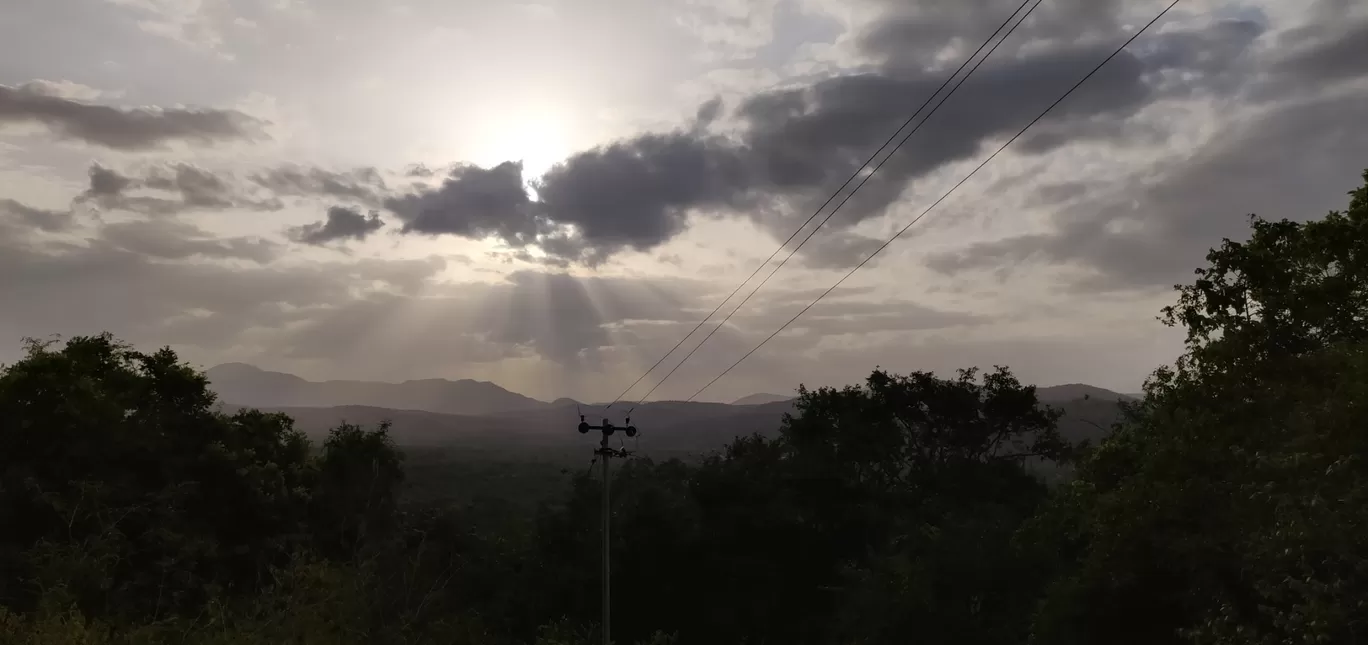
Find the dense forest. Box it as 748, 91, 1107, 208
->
1, 170, 1365, 644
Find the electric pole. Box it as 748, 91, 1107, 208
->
578, 413, 636, 645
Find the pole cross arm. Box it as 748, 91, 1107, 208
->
577, 415, 638, 438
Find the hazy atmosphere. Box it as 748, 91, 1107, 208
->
3, 0, 1366, 401
5, 2, 1368, 644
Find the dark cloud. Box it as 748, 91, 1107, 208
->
385, 161, 542, 242
694, 96, 724, 128
290, 206, 385, 245
252, 166, 389, 208
1273, 18, 1368, 85
925, 89, 1368, 292
533, 132, 754, 263
87, 164, 133, 198
0, 198, 73, 232
78, 163, 284, 215
728, 38, 1173, 222
0, 81, 267, 150
380, 13, 1262, 267
385, 135, 754, 265
857, 0, 1129, 71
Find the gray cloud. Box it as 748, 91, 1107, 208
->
290, 206, 385, 245
1274, 18, 1368, 85
385, 132, 754, 265
404, 164, 440, 178
0, 81, 267, 150
380, 12, 1264, 267
0, 198, 73, 232
925, 88, 1368, 292
78, 163, 284, 215
533, 132, 754, 263
857, 0, 1129, 71
0, 225, 446, 366
794, 231, 887, 270
98, 219, 280, 264
385, 161, 542, 242
252, 166, 390, 208
695, 96, 724, 128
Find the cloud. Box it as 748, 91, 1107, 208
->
385, 161, 543, 243
103, 0, 232, 52
694, 97, 725, 128
11, 79, 115, 102
1273, 18, 1368, 86
675, 0, 783, 61
98, 218, 281, 264
857, 0, 1130, 70
533, 132, 755, 263
0, 198, 74, 233
0, 225, 446, 363
924, 88, 1368, 293
0, 181, 1171, 401
380, 11, 1264, 267
78, 163, 283, 215
251, 165, 389, 208
0, 200, 995, 385
0, 81, 267, 150
290, 206, 385, 245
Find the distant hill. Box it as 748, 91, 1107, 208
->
1036, 383, 1135, 403
206, 363, 547, 416
218, 397, 798, 458
221, 393, 1125, 463
210, 364, 1132, 457
732, 393, 794, 405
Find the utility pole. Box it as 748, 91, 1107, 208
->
578, 413, 636, 645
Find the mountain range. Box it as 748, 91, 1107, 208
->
207, 362, 545, 416
206, 363, 1135, 456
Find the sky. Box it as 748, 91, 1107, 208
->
2, 0, 1366, 403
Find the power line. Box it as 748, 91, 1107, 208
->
684, 0, 1185, 403
608, 0, 1040, 409
631, 0, 1047, 407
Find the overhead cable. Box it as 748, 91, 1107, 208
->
683, 0, 1185, 403
606, 0, 1041, 408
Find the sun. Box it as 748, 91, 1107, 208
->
468, 108, 572, 188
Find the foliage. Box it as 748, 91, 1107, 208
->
1033, 169, 1368, 645
311, 421, 405, 560
0, 334, 315, 618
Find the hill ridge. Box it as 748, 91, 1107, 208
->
205, 363, 546, 417
207, 363, 1135, 416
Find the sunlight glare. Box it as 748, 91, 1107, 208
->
467, 108, 573, 191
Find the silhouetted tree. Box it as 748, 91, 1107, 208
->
0, 334, 313, 619
311, 421, 405, 559
1033, 170, 1368, 645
